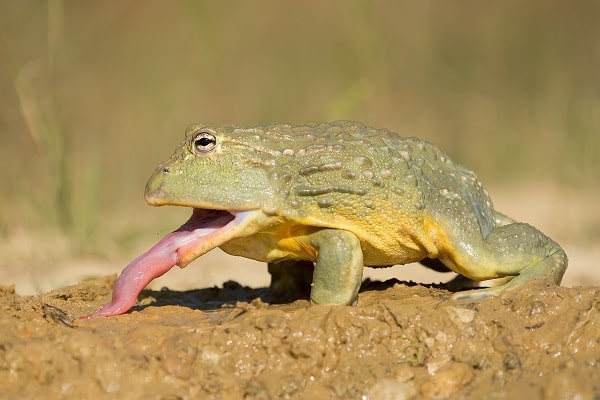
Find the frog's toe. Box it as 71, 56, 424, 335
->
450, 277, 520, 300
450, 287, 501, 301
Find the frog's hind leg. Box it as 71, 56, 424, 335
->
441, 212, 567, 300
436, 212, 522, 293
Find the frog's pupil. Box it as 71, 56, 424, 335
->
197, 137, 213, 147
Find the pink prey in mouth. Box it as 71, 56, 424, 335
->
83, 208, 257, 318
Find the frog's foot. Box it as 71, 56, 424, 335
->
451, 285, 505, 301
82, 209, 258, 318
443, 222, 567, 302
446, 275, 513, 298
268, 260, 314, 302
451, 256, 565, 301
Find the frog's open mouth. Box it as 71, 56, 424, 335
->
84, 208, 258, 318
172, 208, 260, 266
173, 209, 236, 265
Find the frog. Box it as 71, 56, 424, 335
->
85, 121, 567, 318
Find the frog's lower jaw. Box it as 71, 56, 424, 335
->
82, 209, 261, 319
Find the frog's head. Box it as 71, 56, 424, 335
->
87, 125, 285, 317
141, 123, 281, 269
145, 123, 277, 212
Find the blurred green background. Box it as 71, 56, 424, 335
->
1, 1, 598, 293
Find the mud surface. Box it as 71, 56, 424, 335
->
1, 277, 599, 399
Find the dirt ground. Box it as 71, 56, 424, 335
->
1, 275, 599, 400
1, 185, 599, 399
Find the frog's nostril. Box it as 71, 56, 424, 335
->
163, 166, 170, 174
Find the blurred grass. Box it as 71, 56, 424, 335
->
11, 0, 75, 234
0, 0, 598, 249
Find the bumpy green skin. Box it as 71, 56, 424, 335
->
145, 121, 567, 304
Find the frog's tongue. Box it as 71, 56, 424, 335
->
83, 209, 255, 318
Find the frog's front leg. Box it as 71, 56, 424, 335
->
442, 216, 567, 300
303, 229, 364, 305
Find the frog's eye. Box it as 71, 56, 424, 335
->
192, 131, 217, 154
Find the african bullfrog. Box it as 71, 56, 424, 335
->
86, 121, 567, 317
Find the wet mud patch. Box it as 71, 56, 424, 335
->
1, 278, 599, 399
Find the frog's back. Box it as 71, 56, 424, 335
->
224, 121, 487, 266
